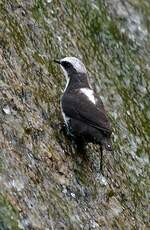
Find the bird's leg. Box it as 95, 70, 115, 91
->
60, 122, 67, 134
76, 141, 86, 153
100, 146, 104, 174
60, 123, 71, 139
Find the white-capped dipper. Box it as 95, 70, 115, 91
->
54, 57, 112, 172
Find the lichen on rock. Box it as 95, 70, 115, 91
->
0, 0, 149, 229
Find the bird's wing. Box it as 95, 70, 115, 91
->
62, 92, 112, 135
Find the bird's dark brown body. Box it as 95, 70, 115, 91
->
61, 72, 112, 151
55, 57, 113, 172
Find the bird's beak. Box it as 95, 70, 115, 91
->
54, 60, 61, 64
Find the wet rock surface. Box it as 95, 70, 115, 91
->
0, 0, 149, 229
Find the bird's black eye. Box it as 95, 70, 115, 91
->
61, 61, 72, 69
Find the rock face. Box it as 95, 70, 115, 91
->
0, 0, 149, 229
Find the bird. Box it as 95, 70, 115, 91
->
54, 57, 112, 173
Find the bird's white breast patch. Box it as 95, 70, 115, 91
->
80, 88, 96, 104
62, 111, 70, 125
60, 103, 70, 126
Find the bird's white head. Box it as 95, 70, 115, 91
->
54, 56, 87, 79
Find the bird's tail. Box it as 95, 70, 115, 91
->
101, 138, 113, 151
